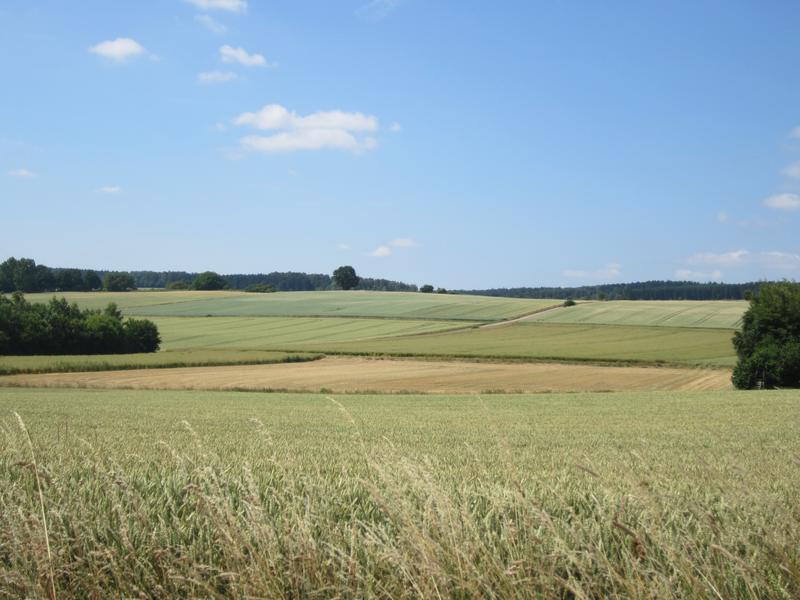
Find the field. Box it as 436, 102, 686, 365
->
302, 322, 738, 366
0, 356, 732, 393
0, 350, 321, 376
26, 290, 557, 321
527, 300, 747, 329
1, 388, 797, 598
15, 291, 739, 369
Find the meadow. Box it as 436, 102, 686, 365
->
1, 388, 797, 598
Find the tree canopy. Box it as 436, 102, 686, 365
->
732, 281, 800, 389
333, 266, 360, 290
0, 293, 160, 355
104, 272, 137, 292
192, 271, 229, 291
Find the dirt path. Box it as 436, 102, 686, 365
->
0, 357, 733, 394
480, 302, 569, 329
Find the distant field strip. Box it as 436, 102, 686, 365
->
304, 322, 737, 366
0, 357, 733, 393
151, 316, 468, 350
24, 290, 247, 311
126, 291, 556, 321
527, 300, 746, 329
0, 350, 320, 375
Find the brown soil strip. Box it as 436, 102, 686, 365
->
0, 357, 733, 394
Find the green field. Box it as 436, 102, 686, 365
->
529, 300, 746, 329
1, 387, 796, 598
0, 349, 321, 375
298, 321, 738, 366
25, 290, 556, 321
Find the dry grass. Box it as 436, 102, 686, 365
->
0, 356, 733, 393
0, 388, 797, 598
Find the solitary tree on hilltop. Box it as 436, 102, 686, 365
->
333, 266, 359, 290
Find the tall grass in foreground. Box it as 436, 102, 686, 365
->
0, 389, 798, 598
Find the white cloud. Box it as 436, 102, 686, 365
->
99, 186, 121, 194
687, 250, 749, 266
235, 104, 380, 153
240, 131, 376, 153
356, 0, 402, 21
235, 104, 378, 131
195, 14, 227, 34
220, 45, 274, 67
563, 263, 621, 279
184, 0, 246, 13
198, 70, 237, 84
390, 122, 402, 133
683, 249, 800, 272
781, 162, 800, 179
368, 238, 418, 258
8, 168, 36, 178
716, 211, 729, 223
337, 243, 351, 250
89, 38, 146, 62
789, 126, 800, 139
370, 245, 392, 257
676, 269, 723, 281
763, 193, 800, 212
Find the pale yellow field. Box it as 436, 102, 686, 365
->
1, 356, 733, 393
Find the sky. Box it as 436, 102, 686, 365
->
1, 0, 800, 289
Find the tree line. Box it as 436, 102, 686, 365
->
458, 281, 761, 301
0, 293, 160, 355
0, 257, 418, 293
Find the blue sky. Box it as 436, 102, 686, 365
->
2, 0, 800, 289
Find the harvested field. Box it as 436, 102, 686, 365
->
1, 356, 733, 393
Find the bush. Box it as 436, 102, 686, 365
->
732, 281, 800, 389
563, 299, 576, 307
166, 281, 192, 290
245, 284, 276, 293
420, 285, 434, 294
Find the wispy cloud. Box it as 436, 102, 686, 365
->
370, 245, 392, 257
716, 211, 729, 223
563, 263, 621, 279
684, 249, 800, 272
220, 45, 274, 67
195, 14, 227, 34
198, 70, 238, 84
89, 38, 146, 62
781, 162, 800, 179
675, 269, 723, 281
99, 186, 121, 194
8, 168, 36, 178
369, 238, 419, 257
356, 0, 403, 21
789, 126, 800, 139
234, 104, 379, 153
389, 122, 402, 133
184, 0, 246, 13
763, 193, 800, 212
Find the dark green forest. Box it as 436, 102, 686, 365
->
0, 256, 770, 299
458, 281, 760, 301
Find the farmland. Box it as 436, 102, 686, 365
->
527, 300, 747, 329
26, 290, 557, 321
1, 388, 797, 598
0, 356, 732, 393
